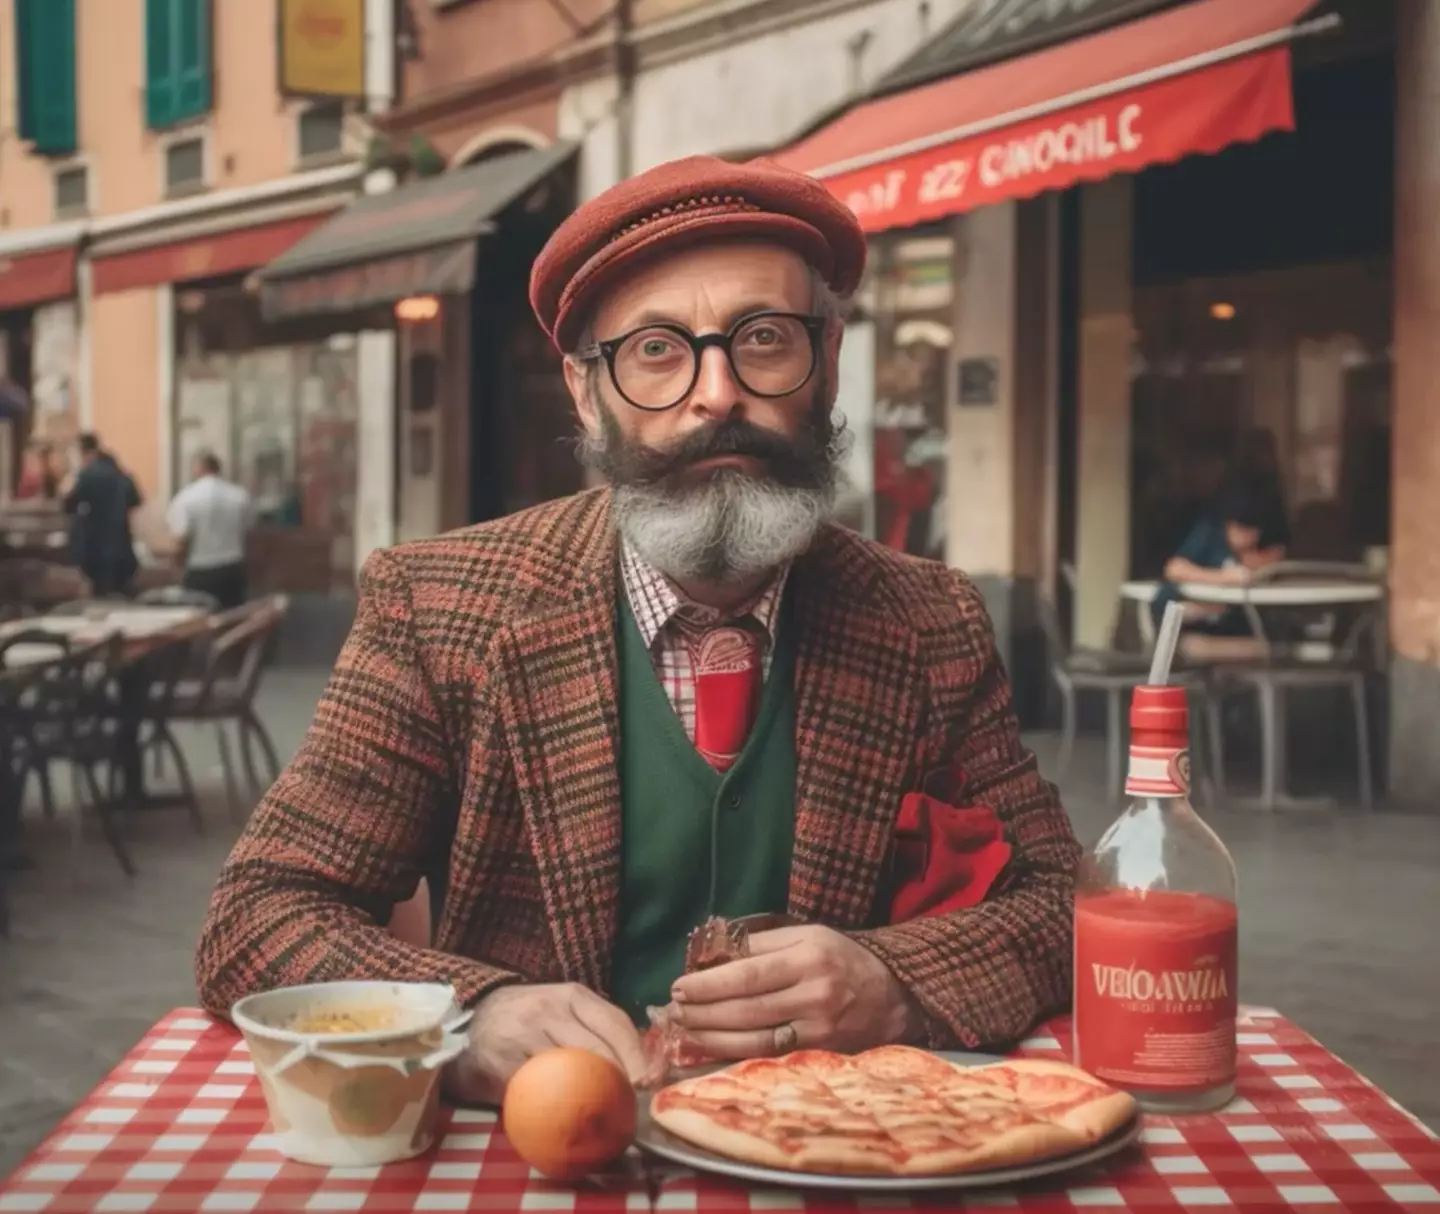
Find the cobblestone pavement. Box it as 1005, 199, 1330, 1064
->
2, 667, 1436, 1175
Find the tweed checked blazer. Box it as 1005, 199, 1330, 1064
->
195, 489, 1081, 1050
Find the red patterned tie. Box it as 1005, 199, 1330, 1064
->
687, 624, 762, 772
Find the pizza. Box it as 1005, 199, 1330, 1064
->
649, 1045, 1137, 1176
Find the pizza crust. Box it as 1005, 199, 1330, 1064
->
964, 1059, 1138, 1143
648, 1048, 1138, 1178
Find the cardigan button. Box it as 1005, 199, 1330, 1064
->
725, 792, 742, 810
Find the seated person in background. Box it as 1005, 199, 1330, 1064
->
1152, 488, 1281, 639
1219, 426, 1290, 564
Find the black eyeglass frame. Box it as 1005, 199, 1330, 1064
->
573, 310, 828, 412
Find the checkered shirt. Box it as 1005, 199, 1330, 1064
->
619, 540, 789, 743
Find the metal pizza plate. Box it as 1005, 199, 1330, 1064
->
634, 1050, 1144, 1193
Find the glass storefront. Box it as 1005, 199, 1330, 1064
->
173, 278, 383, 593
857, 228, 954, 562
1130, 258, 1392, 576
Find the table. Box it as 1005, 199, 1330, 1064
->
1177, 582, 1383, 608
2, 1008, 1435, 1212
1117, 580, 1383, 609
0, 606, 212, 827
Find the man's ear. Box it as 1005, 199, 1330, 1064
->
563, 356, 600, 437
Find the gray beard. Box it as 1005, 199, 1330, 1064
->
611, 470, 836, 585
576, 385, 846, 586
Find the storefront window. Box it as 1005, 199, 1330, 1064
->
863, 229, 954, 561
173, 279, 374, 593
1130, 257, 1392, 574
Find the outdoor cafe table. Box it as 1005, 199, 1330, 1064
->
0, 605, 212, 808
1, 1007, 1435, 1213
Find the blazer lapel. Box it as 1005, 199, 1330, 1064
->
787, 530, 927, 927
493, 493, 624, 994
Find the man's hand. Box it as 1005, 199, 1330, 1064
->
445, 984, 648, 1105
669, 925, 922, 1060
1219, 562, 1253, 585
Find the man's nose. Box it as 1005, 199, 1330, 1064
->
686, 345, 744, 420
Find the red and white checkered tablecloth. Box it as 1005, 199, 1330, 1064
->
1, 1007, 1436, 1213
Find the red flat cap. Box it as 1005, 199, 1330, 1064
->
529, 154, 867, 351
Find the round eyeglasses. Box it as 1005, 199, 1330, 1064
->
574, 311, 827, 412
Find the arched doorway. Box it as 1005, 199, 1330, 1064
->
456, 134, 583, 523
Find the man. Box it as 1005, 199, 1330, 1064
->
63, 433, 141, 598
166, 452, 252, 608
196, 156, 1080, 1103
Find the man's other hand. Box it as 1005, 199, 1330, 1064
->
446, 984, 648, 1104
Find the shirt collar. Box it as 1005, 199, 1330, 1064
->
620, 539, 789, 652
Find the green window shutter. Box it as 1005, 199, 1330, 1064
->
145, 0, 176, 128
146, 0, 211, 130
173, 0, 212, 123
15, 0, 77, 156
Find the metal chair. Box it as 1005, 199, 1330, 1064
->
1037, 592, 1214, 803
170, 596, 288, 820
132, 633, 207, 833
1, 630, 134, 875
1209, 564, 1383, 810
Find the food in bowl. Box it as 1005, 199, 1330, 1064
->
287, 1006, 403, 1035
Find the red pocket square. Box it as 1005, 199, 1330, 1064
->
889, 792, 1014, 922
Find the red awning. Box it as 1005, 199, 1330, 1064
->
93, 213, 331, 296
776, 0, 1329, 233
0, 244, 78, 310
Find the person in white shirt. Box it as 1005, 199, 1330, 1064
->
166, 453, 253, 608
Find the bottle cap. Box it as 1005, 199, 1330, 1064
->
1130, 684, 1189, 743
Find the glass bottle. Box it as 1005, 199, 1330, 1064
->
1073, 685, 1239, 1114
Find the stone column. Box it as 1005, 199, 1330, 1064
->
1389, 0, 1440, 805
1073, 176, 1134, 650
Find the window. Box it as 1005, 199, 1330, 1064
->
15, 0, 78, 156
297, 101, 346, 163
164, 136, 207, 196
53, 165, 89, 217
146, 0, 212, 130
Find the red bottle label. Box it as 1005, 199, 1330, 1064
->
1074, 890, 1238, 1092
1124, 744, 1190, 798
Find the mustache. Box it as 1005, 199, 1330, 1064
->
599, 416, 832, 490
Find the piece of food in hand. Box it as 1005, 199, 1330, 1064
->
684, 915, 752, 970
650, 1046, 1137, 1177
501, 1048, 638, 1181
642, 915, 757, 1087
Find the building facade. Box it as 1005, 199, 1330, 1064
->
251, 0, 601, 545
0, 0, 404, 605
563, 0, 1436, 800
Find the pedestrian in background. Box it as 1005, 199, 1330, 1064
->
166, 452, 253, 609
62, 433, 141, 598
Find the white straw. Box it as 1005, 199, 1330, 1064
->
1147, 601, 1187, 687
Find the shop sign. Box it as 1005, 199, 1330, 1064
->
261, 242, 478, 320
280, 0, 366, 98
958, 358, 1000, 406
828, 47, 1294, 233
884, 0, 1181, 91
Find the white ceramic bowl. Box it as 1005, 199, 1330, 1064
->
231, 981, 470, 1167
